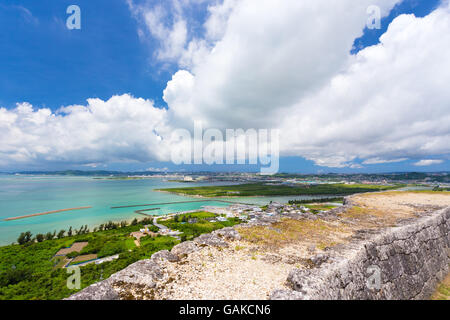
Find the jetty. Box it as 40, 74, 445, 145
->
3, 206, 92, 221
134, 207, 161, 217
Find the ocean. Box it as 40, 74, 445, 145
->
0, 175, 330, 245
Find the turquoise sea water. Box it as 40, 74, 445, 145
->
0, 175, 331, 245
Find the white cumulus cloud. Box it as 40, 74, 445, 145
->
0, 95, 172, 168
414, 159, 444, 167
2, 1, 450, 170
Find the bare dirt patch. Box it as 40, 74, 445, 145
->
55, 242, 88, 256
351, 191, 450, 216
71, 254, 98, 264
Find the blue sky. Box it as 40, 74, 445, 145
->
0, 0, 170, 109
0, 0, 448, 173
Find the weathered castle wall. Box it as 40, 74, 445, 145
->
271, 207, 450, 300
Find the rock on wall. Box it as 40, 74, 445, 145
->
271, 208, 450, 300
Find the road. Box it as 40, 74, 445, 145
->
153, 217, 168, 231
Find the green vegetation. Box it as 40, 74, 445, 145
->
433, 186, 450, 192
159, 211, 242, 241
0, 211, 240, 300
0, 218, 176, 300
432, 273, 450, 300
288, 197, 344, 205
303, 204, 338, 212
272, 172, 450, 183
158, 183, 402, 198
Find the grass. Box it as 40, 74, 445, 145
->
179, 211, 216, 219
158, 183, 402, 198
340, 206, 374, 218
51, 256, 69, 269
304, 204, 338, 211
431, 273, 450, 300
237, 218, 347, 249
124, 238, 137, 250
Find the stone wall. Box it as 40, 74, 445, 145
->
68, 207, 450, 300
271, 207, 450, 300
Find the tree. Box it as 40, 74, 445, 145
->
17, 233, 26, 245
36, 234, 45, 242
131, 218, 138, 226
75, 226, 84, 235
17, 231, 33, 245
57, 230, 65, 239
173, 215, 179, 222
44, 232, 53, 240
68, 226, 73, 237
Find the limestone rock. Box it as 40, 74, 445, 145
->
109, 259, 164, 286
270, 289, 306, 300
171, 241, 199, 258
151, 250, 179, 263
65, 280, 119, 300
194, 233, 228, 248
309, 253, 329, 267
213, 227, 241, 241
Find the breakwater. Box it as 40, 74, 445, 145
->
3, 206, 92, 221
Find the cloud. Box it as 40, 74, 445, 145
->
2, 1, 450, 170
158, 0, 400, 127
13, 5, 39, 25
146, 167, 169, 172
160, 0, 450, 167
127, 0, 212, 63
280, 3, 450, 167
362, 158, 408, 165
0, 95, 172, 169
414, 159, 444, 167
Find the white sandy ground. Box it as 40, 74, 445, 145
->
157, 242, 294, 300
151, 192, 450, 300
352, 191, 450, 214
